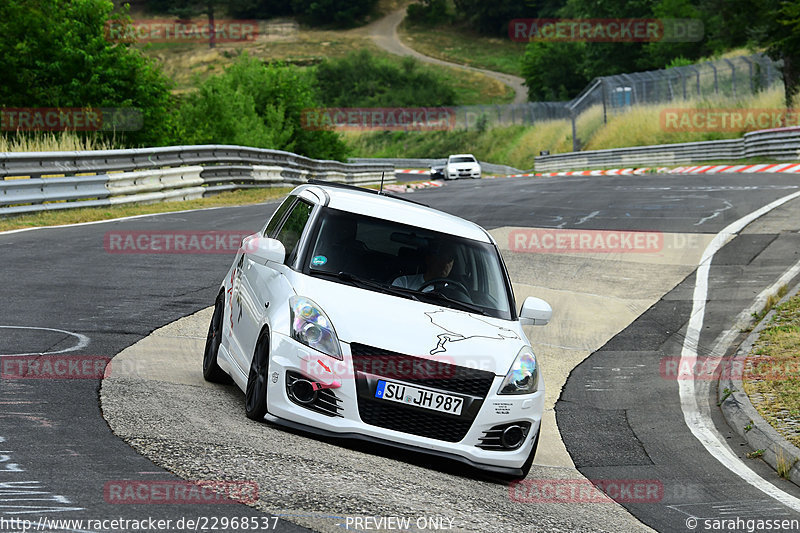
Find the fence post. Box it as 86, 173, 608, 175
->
710, 63, 718, 95
741, 56, 754, 94
571, 110, 579, 152
724, 58, 737, 98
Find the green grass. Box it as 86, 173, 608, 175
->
398, 20, 526, 77
743, 293, 800, 449
0, 187, 293, 233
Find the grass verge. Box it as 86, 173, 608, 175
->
397, 21, 526, 77
743, 292, 800, 449
0, 187, 293, 233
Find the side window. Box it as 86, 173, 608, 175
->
275, 199, 314, 264
264, 196, 296, 238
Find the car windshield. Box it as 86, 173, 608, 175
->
305, 208, 513, 320
450, 157, 476, 163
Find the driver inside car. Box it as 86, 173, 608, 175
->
392, 241, 457, 291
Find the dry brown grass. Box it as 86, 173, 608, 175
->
0, 132, 116, 152
584, 87, 786, 150
743, 293, 800, 449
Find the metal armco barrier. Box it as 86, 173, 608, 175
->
0, 145, 394, 216
535, 126, 800, 172
348, 157, 523, 176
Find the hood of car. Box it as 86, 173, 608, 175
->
292, 274, 526, 376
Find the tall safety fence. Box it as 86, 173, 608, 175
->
457, 54, 781, 135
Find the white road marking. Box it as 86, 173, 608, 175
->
679, 190, 800, 512
575, 211, 600, 225
694, 199, 733, 226
0, 205, 239, 236
0, 326, 89, 357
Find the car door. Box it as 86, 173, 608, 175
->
235, 196, 316, 371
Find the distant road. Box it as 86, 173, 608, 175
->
367, 8, 528, 104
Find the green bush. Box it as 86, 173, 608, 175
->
175, 55, 349, 160
314, 51, 457, 107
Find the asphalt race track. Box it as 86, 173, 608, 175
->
2, 173, 800, 532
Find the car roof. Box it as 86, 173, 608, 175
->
449, 154, 476, 158
293, 183, 492, 243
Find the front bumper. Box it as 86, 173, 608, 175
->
265, 332, 544, 472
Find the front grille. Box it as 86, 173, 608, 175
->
350, 343, 495, 397
357, 401, 473, 442
350, 342, 496, 442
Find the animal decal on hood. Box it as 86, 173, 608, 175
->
425, 309, 519, 355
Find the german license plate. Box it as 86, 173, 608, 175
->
375, 380, 463, 416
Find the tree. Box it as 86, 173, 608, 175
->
226, 0, 293, 19
145, 0, 229, 48
521, 41, 590, 100
290, 0, 379, 27
451, 0, 552, 36
176, 55, 349, 160
0, 0, 175, 146
756, 0, 800, 107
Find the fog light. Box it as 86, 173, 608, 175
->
501, 425, 525, 449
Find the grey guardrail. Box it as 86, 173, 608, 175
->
348, 157, 523, 176
0, 145, 394, 216
534, 126, 800, 172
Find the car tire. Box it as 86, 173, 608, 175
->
245, 329, 270, 420
202, 291, 228, 383
498, 430, 539, 481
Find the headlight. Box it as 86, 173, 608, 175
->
289, 296, 342, 360
499, 346, 538, 394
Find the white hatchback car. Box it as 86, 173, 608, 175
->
203, 181, 552, 477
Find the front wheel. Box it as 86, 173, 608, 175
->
245, 330, 270, 420
516, 430, 540, 480
202, 292, 227, 383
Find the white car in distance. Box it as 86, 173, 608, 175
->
446, 154, 481, 180
202, 180, 551, 478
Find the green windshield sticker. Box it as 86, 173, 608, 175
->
311, 255, 327, 266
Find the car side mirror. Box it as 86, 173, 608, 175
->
242, 234, 285, 264
519, 296, 552, 326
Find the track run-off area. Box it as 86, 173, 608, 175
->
2, 172, 800, 532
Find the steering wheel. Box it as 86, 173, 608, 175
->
418, 278, 470, 299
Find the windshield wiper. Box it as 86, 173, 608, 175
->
309, 269, 420, 301
388, 284, 489, 316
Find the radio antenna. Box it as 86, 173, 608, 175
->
379, 171, 385, 194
